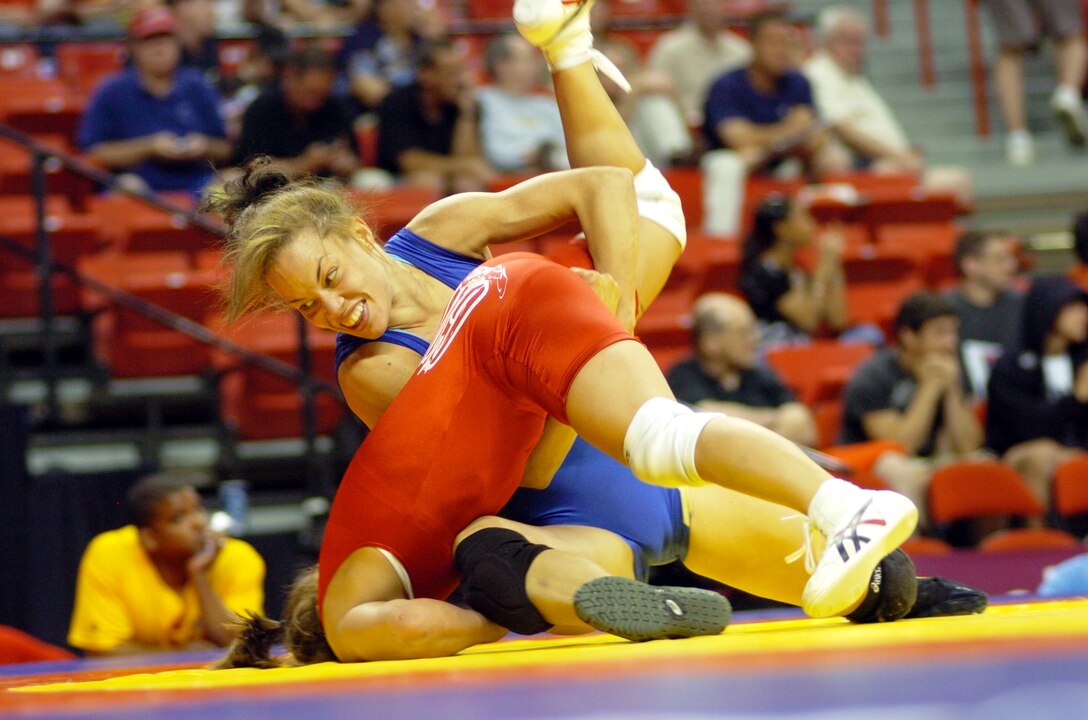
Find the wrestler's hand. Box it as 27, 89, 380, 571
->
570, 267, 632, 330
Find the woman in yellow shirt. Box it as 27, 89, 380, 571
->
68, 473, 265, 655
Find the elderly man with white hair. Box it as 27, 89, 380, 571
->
802, 5, 973, 204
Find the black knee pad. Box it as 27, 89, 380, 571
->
846, 548, 917, 624
454, 527, 553, 635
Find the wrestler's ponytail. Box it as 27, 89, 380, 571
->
212, 613, 285, 669
211, 565, 336, 669
201, 156, 292, 226
281, 565, 337, 665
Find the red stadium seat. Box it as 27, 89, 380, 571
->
899, 535, 953, 555
764, 341, 875, 405
845, 276, 925, 338
89, 194, 221, 256
679, 233, 742, 295
353, 186, 442, 242
84, 259, 220, 377
1053, 454, 1088, 522
215, 312, 344, 440
661, 168, 703, 231
0, 134, 95, 206
609, 0, 672, 17
54, 42, 126, 97
465, 0, 514, 20
0, 43, 39, 78
0, 77, 84, 142
0, 195, 106, 317
876, 221, 960, 287
978, 527, 1080, 552
927, 460, 1063, 548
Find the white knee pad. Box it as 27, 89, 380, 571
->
623, 397, 717, 488
634, 160, 687, 250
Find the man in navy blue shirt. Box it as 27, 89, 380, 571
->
703, 13, 846, 179
78, 6, 232, 197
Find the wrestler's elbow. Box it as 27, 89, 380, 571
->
373, 600, 449, 657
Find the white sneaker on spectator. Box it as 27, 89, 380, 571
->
1051, 85, 1088, 147
800, 480, 918, 618
1005, 130, 1034, 167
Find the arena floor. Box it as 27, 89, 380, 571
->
1, 597, 1086, 720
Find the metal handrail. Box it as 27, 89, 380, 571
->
0, 123, 342, 488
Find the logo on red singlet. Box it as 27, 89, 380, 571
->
419, 264, 508, 374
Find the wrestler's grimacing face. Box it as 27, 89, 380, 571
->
266, 229, 393, 338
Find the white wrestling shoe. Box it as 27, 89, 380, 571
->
800, 483, 918, 619
514, 0, 631, 91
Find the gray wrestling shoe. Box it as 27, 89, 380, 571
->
573, 577, 732, 642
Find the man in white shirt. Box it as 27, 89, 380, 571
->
802, 6, 973, 204
477, 33, 568, 173
647, 0, 751, 127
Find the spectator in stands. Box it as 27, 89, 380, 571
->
703, 12, 847, 179
477, 34, 567, 174
36, 0, 132, 33
78, 6, 232, 197
739, 193, 880, 347
170, 0, 220, 83
376, 37, 495, 194
986, 276, 1088, 504
589, 0, 694, 168
68, 473, 265, 656
1070, 209, 1088, 291
667, 293, 817, 447
221, 24, 290, 142
981, 0, 1088, 166
841, 292, 984, 515
802, 6, 974, 206
945, 230, 1024, 398
280, 0, 370, 26
340, 0, 438, 113
646, 0, 751, 128
235, 45, 364, 183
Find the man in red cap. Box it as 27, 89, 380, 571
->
77, 5, 232, 197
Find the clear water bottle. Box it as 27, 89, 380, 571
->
218, 479, 249, 535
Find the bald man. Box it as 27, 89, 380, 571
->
666, 293, 817, 446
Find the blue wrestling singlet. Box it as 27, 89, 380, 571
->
334, 228, 688, 580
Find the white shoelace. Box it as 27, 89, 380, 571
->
589, 49, 632, 93
783, 513, 818, 574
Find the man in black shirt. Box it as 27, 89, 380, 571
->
667, 293, 817, 446
376, 38, 495, 194
235, 46, 361, 181
944, 230, 1024, 398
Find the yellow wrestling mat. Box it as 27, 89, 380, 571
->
14, 598, 1088, 695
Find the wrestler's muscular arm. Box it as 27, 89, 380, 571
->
408, 167, 640, 330
324, 548, 506, 662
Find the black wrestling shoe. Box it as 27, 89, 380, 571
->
905, 577, 989, 619
846, 549, 917, 624
573, 577, 731, 642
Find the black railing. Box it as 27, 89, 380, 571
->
0, 123, 342, 494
